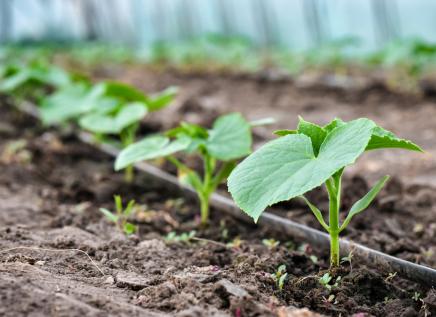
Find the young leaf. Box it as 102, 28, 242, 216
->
297, 117, 327, 156
99, 208, 119, 223
40, 83, 115, 125
228, 119, 376, 222
339, 175, 390, 232
79, 102, 147, 134
146, 86, 178, 111
366, 127, 423, 152
114, 195, 123, 214
206, 113, 252, 161
115, 135, 190, 170
100, 81, 147, 103
124, 200, 136, 217
123, 223, 137, 235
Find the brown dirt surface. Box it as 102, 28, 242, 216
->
0, 101, 434, 316
91, 66, 436, 268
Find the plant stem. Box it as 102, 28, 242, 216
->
199, 193, 210, 226
200, 153, 215, 225
120, 124, 138, 183
326, 177, 340, 267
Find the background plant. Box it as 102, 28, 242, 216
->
115, 113, 255, 225
228, 116, 422, 267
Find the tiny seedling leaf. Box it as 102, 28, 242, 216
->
123, 223, 137, 235
99, 208, 119, 223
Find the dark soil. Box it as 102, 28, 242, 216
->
0, 100, 435, 316
91, 66, 436, 269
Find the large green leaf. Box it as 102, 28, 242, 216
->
228, 119, 376, 222
206, 113, 252, 161
366, 126, 422, 152
115, 135, 190, 171
79, 102, 147, 134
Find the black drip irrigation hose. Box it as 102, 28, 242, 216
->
19, 101, 436, 287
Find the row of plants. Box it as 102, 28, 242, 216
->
0, 56, 422, 272
3, 35, 436, 93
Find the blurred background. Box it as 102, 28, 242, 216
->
1, 0, 436, 50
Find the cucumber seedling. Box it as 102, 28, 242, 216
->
115, 113, 256, 225
228, 117, 422, 267
78, 82, 178, 182
99, 195, 137, 235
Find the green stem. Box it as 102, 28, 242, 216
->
199, 193, 210, 226
326, 177, 340, 267
120, 125, 138, 183
200, 153, 215, 225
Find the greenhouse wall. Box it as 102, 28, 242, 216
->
1, 0, 436, 50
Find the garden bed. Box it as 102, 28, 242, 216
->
1, 95, 435, 316
88, 66, 436, 269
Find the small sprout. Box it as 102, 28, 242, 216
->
262, 238, 280, 249
226, 237, 243, 249
340, 250, 354, 270
412, 292, 421, 302
228, 117, 422, 267
271, 264, 288, 291
385, 272, 397, 282
309, 255, 318, 264
319, 273, 341, 291
99, 195, 137, 235
327, 294, 335, 303
165, 230, 196, 244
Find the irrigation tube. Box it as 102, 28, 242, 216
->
19, 101, 436, 287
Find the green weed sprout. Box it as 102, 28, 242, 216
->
319, 273, 341, 291
99, 195, 137, 235
271, 264, 288, 291
228, 117, 422, 267
115, 113, 257, 225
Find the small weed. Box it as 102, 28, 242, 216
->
271, 264, 288, 291
99, 195, 137, 235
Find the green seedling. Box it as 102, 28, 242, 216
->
0, 62, 71, 95
319, 273, 341, 291
262, 238, 280, 249
165, 230, 196, 244
228, 117, 422, 267
271, 264, 288, 291
115, 113, 257, 225
99, 195, 137, 235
